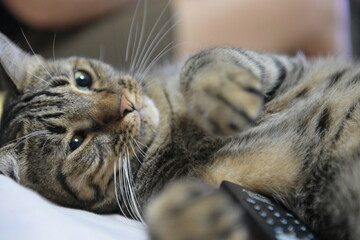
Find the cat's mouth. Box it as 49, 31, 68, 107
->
111, 95, 158, 159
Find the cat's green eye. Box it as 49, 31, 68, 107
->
74, 70, 92, 91
69, 134, 85, 152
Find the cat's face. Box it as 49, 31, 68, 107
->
0, 34, 159, 213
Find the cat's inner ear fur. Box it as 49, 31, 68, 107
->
0, 32, 36, 93
0, 143, 19, 182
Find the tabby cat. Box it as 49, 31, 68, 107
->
0, 31, 359, 240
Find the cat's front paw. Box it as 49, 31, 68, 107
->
181, 56, 264, 136
146, 181, 248, 240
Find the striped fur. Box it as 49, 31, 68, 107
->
141, 49, 360, 240
1, 32, 360, 239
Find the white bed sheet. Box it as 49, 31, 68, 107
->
0, 175, 147, 240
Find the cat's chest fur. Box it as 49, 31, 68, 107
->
134, 78, 225, 206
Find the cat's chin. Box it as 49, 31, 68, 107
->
138, 96, 159, 145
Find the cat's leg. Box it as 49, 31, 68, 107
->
146, 180, 249, 240
180, 48, 306, 135
295, 158, 360, 240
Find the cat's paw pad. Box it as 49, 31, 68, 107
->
146, 181, 248, 240
184, 63, 263, 135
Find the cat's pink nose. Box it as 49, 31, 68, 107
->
120, 95, 135, 117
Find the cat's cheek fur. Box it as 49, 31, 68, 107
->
139, 96, 160, 144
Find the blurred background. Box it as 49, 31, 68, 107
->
1, 0, 356, 115
0, 0, 355, 67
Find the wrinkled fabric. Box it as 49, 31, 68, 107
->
0, 175, 146, 240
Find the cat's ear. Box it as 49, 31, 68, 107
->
0, 32, 35, 92
0, 143, 19, 182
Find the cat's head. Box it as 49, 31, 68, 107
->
0, 33, 159, 214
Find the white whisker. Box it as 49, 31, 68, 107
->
138, 42, 183, 90
134, 139, 149, 158
20, 28, 52, 77
134, 138, 149, 149
40, 135, 52, 154
129, 23, 140, 76
135, 16, 180, 78
126, 0, 141, 63
129, 141, 143, 165
121, 150, 138, 220
138, 77, 161, 91
134, 0, 172, 73
118, 157, 129, 217
139, 40, 182, 83
10, 130, 49, 148
52, 32, 57, 61
135, 13, 177, 72
6, 58, 50, 85
113, 159, 127, 217
98, 44, 105, 62
131, 0, 148, 75
119, 154, 135, 219
122, 150, 134, 218
125, 148, 145, 223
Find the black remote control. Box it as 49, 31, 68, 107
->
220, 181, 318, 240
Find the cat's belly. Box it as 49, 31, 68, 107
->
199, 143, 303, 199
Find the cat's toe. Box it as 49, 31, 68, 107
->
146, 181, 248, 240
185, 63, 263, 136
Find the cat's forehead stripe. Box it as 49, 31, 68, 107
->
88, 61, 102, 80
50, 79, 70, 88
37, 113, 65, 120
46, 124, 67, 134
21, 91, 64, 103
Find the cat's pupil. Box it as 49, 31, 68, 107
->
69, 134, 85, 151
74, 70, 92, 90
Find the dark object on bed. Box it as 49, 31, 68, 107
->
221, 181, 317, 240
